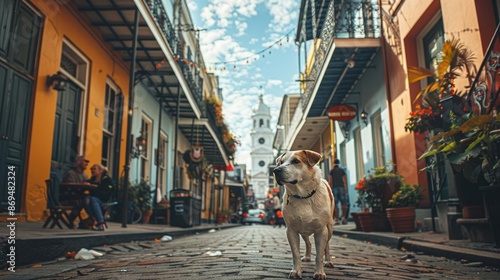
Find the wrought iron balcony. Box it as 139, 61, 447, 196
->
178, 60, 204, 110
301, 0, 380, 109
469, 23, 500, 116
144, 0, 176, 48
144, 0, 203, 110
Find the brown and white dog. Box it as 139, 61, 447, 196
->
273, 150, 334, 280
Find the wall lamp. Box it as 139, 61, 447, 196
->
360, 110, 368, 125
341, 122, 350, 139
46, 71, 68, 91
131, 133, 146, 159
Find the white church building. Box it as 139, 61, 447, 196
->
250, 94, 275, 201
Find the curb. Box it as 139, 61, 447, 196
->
16, 224, 240, 267
333, 229, 404, 249
333, 229, 500, 269
402, 239, 500, 269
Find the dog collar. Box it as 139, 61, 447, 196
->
286, 189, 316, 205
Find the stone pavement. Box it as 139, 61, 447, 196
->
1, 220, 500, 270
2, 225, 500, 280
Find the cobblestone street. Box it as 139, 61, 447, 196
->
6, 225, 500, 279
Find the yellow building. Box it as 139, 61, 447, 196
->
1, 0, 231, 224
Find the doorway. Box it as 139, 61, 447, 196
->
0, 1, 41, 212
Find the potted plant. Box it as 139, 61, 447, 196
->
386, 184, 424, 233
351, 164, 402, 232
413, 36, 500, 245
405, 37, 476, 134
133, 180, 153, 224
362, 162, 403, 212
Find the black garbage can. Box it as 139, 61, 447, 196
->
170, 189, 194, 228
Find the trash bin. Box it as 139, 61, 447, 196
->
192, 197, 201, 226
170, 189, 195, 228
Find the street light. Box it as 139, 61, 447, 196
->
360, 110, 368, 125
46, 71, 69, 91
131, 133, 146, 158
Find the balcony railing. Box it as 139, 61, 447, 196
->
179, 61, 203, 110
301, 0, 380, 109
144, 0, 176, 48
144, 0, 203, 110
468, 23, 500, 116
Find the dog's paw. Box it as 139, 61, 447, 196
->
324, 260, 334, 268
301, 256, 311, 262
313, 272, 326, 280
288, 270, 302, 279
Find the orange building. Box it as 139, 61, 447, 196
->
1, 0, 130, 221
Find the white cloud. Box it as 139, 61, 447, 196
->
234, 20, 247, 36
248, 38, 259, 44
201, 0, 264, 29
186, 0, 198, 11
265, 0, 298, 33
266, 79, 283, 88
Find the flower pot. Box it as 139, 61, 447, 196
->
462, 205, 485, 218
373, 180, 401, 211
350, 212, 363, 231
478, 184, 500, 247
386, 207, 416, 233
357, 212, 391, 232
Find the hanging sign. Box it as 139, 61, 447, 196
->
327, 104, 357, 121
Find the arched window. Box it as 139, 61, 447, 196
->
259, 119, 264, 127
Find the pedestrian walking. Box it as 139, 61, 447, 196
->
329, 159, 349, 225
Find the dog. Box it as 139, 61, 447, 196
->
273, 150, 334, 280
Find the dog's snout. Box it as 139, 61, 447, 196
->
273, 167, 282, 175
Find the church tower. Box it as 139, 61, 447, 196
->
250, 94, 274, 201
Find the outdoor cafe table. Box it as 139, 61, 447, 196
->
58, 182, 97, 228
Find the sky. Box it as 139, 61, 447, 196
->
186, 0, 301, 171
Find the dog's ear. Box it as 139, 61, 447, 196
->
275, 152, 287, 165
302, 150, 322, 166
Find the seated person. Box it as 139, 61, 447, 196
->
62, 155, 90, 227
84, 164, 115, 231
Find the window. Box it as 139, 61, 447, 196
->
140, 115, 153, 181
419, 16, 448, 199
102, 83, 117, 169
157, 132, 168, 191
0, 0, 41, 75
259, 119, 264, 127
422, 18, 444, 83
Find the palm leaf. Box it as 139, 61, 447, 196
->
447, 145, 481, 165
465, 132, 485, 152
408, 67, 435, 84
459, 115, 493, 132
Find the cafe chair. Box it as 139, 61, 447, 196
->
43, 179, 72, 229
100, 200, 118, 228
